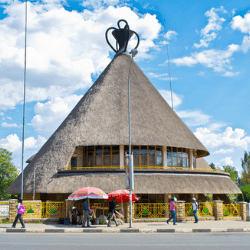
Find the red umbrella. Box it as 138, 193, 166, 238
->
107, 190, 139, 203
68, 187, 108, 201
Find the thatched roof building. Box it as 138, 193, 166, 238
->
7, 53, 240, 198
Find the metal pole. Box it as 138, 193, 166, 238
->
21, 0, 28, 200
128, 49, 137, 228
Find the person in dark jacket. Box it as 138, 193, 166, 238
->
107, 197, 118, 227
12, 199, 25, 228
82, 199, 91, 227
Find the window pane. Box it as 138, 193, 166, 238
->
95, 156, 102, 166
88, 146, 94, 156
187, 159, 189, 168
149, 155, 155, 166
178, 148, 182, 157
156, 156, 162, 166
112, 156, 119, 166
133, 146, 140, 155
183, 158, 187, 167
172, 147, 177, 157
71, 157, 77, 167
133, 155, 139, 166
178, 158, 182, 167
167, 148, 172, 156
182, 152, 188, 158
167, 157, 172, 167
156, 147, 162, 156
149, 146, 155, 155
96, 146, 102, 155
173, 157, 177, 167
104, 156, 110, 166
88, 157, 93, 167
141, 146, 147, 155
112, 146, 119, 151
141, 155, 147, 165
104, 146, 110, 155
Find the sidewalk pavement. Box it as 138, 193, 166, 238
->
1, 220, 250, 233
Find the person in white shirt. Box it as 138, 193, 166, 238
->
192, 198, 199, 223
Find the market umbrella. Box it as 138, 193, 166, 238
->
106, 190, 139, 203
68, 187, 108, 201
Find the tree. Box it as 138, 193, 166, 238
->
222, 165, 238, 183
0, 148, 19, 200
241, 151, 250, 173
209, 163, 216, 170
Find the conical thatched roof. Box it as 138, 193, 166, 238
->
7, 53, 210, 194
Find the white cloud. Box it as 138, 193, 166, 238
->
194, 126, 250, 150
159, 90, 182, 108
0, 2, 162, 110
177, 110, 211, 127
164, 30, 178, 40
0, 134, 46, 153
31, 94, 83, 137
1, 122, 18, 128
172, 45, 240, 76
82, 0, 120, 9
215, 156, 234, 167
213, 148, 234, 154
194, 7, 227, 48
0, 112, 4, 116
208, 122, 227, 131
231, 13, 250, 34
147, 72, 169, 80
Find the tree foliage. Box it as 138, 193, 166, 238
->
209, 163, 216, 170
241, 151, 250, 173
222, 165, 238, 183
0, 148, 19, 200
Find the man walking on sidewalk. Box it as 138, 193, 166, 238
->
108, 197, 118, 227
82, 199, 91, 228
192, 198, 199, 223
167, 198, 177, 225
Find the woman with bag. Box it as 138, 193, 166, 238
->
12, 199, 25, 228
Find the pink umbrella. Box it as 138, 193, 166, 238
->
68, 187, 108, 201
107, 190, 139, 203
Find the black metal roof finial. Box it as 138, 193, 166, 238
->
105, 19, 140, 55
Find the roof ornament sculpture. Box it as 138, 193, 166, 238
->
105, 19, 140, 56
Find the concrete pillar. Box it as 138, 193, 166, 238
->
120, 145, 125, 169
176, 200, 185, 222
239, 202, 247, 221
163, 146, 167, 168
9, 199, 18, 223
65, 199, 74, 218
213, 200, 224, 220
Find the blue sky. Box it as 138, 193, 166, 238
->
0, 0, 249, 174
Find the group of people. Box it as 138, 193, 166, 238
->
69, 197, 119, 228
167, 197, 199, 225
11, 197, 200, 228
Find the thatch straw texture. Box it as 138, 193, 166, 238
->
8, 53, 210, 194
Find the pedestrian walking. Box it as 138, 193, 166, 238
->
12, 199, 25, 228
82, 199, 91, 228
107, 197, 118, 227
192, 198, 199, 223
167, 198, 177, 225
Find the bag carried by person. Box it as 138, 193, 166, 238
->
18, 204, 25, 214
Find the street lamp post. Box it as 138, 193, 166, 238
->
128, 49, 138, 228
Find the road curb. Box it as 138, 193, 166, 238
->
1, 227, 250, 234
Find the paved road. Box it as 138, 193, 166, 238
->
1, 233, 250, 250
